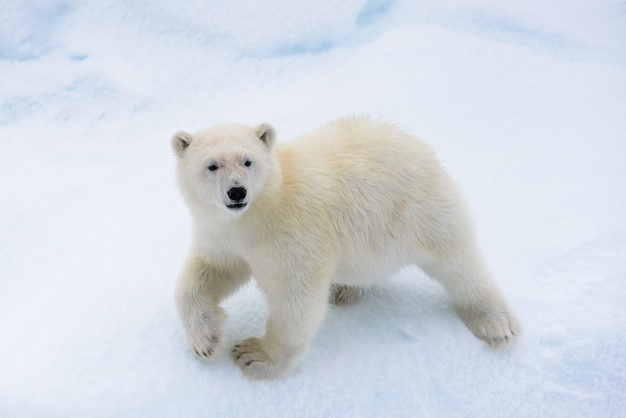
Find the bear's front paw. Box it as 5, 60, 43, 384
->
456, 302, 521, 349
185, 311, 223, 360
230, 338, 285, 380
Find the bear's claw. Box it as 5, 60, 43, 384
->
230, 338, 282, 380
184, 313, 223, 360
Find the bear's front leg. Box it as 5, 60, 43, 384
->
230, 270, 331, 379
176, 254, 250, 360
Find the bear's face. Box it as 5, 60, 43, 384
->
172, 123, 276, 217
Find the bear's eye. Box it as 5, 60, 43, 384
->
244, 160, 252, 167
208, 164, 218, 171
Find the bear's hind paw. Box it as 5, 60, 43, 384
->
456, 303, 521, 349
329, 284, 365, 306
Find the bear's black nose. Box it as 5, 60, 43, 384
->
227, 187, 247, 201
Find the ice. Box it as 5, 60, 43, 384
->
1, 0, 625, 416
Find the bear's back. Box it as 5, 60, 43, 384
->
276, 116, 445, 200
270, 117, 463, 271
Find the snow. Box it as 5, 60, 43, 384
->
1, 0, 625, 416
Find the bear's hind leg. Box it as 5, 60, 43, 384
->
421, 252, 520, 348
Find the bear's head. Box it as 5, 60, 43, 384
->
172, 123, 276, 217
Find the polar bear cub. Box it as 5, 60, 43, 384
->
172, 117, 519, 380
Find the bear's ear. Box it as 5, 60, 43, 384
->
172, 131, 193, 157
254, 123, 276, 148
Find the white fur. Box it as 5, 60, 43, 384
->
172, 116, 520, 380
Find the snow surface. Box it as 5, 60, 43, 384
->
1, 1, 625, 417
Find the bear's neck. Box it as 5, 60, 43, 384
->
255, 154, 284, 210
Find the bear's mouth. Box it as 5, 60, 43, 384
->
226, 203, 247, 210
